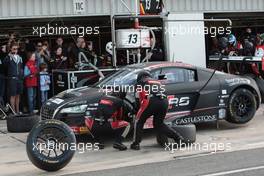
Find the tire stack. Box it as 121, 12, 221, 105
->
6, 114, 41, 133
156, 124, 196, 147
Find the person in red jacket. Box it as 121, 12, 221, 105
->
130, 71, 183, 150
24, 53, 38, 114
255, 34, 264, 57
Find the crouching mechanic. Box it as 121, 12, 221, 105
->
95, 90, 131, 151
130, 70, 183, 150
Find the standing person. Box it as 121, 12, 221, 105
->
56, 37, 64, 47
86, 41, 98, 65
35, 42, 45, 67
67, 42, 77, 68
255, 34, 264, 57
18, 40, 29, 113
3, 42, 24, 114
24, 53, 38, 114
42, 41, 51, 65
55, 37, 68, 58
79, 40, 90, 61
39, 63, 50, 105
18, 40, 28, 67
52, 46, 68, 69
73, 37, 85, 60
243, 28, 256, 44
227, 34, 243, 56
25, 38, 35, 53
0, 45, 8, 106
130, 71, 183, 150
149, 38, 164, 62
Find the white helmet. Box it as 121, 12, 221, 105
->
106, 42, 113, 55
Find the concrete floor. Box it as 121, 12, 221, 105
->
0, 105, 264, 176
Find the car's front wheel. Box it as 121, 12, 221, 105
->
227, 88, 257, 124
26, 120, 76, 171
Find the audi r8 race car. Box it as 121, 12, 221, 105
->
40, 62, 261, 134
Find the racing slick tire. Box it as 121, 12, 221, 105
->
156, 124, 196, 147
26, 120, 76, 172
227, 88, 257, 124
7, 114, 41, 133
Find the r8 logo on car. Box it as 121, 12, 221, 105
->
168, 95, 190, 108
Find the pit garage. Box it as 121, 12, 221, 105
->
1, 0, 264, 175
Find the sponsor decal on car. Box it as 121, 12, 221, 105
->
220, 95, 229, 98
167, 95, 190, 109
221, 89, 227, 95
225, 78, 250, 86
51, 98, 64, 104
175, 114, 217, 124
86, 107, 97, 111
88, 103, 98, 106
219, 99, 226, 106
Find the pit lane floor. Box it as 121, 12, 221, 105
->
0, 105, 264, 176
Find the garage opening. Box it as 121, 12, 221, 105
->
205, 12, 264, 76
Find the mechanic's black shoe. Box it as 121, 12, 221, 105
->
113, 142, 127, 151
172, 132, 185, 143
130, 143, 140, 150
174, 136, 185, 143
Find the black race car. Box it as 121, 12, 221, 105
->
41, 62, 261, 134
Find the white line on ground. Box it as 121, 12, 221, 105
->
201, 165, 264, 176
247, 142, 264, 147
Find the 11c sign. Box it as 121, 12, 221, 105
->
73, 0, 86, 14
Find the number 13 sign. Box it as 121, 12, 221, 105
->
116, 29, 150, 49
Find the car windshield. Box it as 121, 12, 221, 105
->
94, 68, 142, 87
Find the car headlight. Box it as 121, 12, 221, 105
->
60, 105, 88, 114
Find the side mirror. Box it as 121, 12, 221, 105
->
158, 74, 167, 80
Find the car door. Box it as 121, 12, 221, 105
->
155, 67, 204, 113
158, 66, 221, 114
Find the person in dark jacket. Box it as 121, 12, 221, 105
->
24, 53, 38, 114
0, 45, 8, 106
91, 90, 130, 151
130, 71, 183, 150
54, 37, 68, 58
3, 42, 24, 114
52, 46, 68, 69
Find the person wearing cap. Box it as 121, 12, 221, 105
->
130, 70, 183, 150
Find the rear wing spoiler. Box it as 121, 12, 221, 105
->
209, 56, 264, 72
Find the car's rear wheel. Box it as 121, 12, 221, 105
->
26, 120, 76, 171
227, 88, 257, 124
